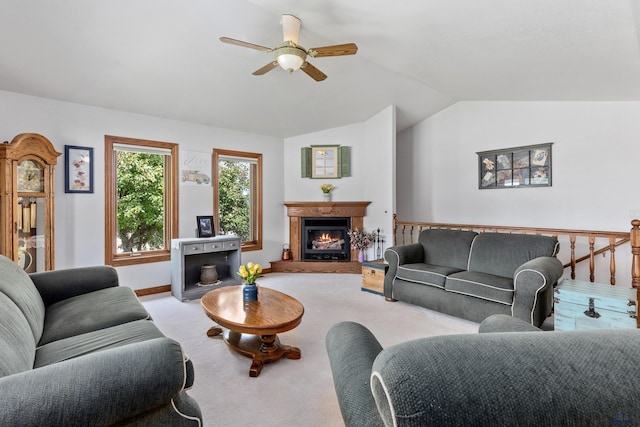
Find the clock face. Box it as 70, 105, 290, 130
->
18, 160, 44, 192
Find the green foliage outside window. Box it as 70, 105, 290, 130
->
217, 160, 251, 242
116, 151, 165, 253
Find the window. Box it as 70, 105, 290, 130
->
105, 135, 178, 266
213, 149, 262, 251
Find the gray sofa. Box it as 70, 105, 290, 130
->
0, 255, 202, 426
384, 229, 564, 326
326, 316, 640, 426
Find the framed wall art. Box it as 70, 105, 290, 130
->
477, 143, 552, 189
300, 145, 350, 179
65, 145, 94, 193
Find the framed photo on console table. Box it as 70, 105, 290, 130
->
477, 143, 552, 189
197, 216, 215, 238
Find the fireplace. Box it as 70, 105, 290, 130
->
271, 201, 370, 273
302, 218, 351, 261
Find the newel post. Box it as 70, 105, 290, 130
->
631, 220, 640, 327
632, 220, 640, 289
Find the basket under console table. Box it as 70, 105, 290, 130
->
171, 236, 242, 302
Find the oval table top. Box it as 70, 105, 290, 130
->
201, 286, 304, 336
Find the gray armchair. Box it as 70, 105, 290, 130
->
326, 316, 640, 426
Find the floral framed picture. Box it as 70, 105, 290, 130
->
65, 145, 94, 193
477, 143, 552, 189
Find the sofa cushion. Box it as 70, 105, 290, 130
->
0, 255, 45, 344
0, 293, 36, 376
419, 229, 478, 270
468, 233, 559, 278
396, 263, 463, 289
35, 319, 164, 368
39, 286, 150, 346
445, 271, 514, 305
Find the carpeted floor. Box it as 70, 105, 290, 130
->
140, 273, 480, 427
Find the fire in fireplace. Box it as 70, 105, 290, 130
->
302, 217, 350, 261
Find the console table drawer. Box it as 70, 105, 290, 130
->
183, 243, 204, 255
204, 242, 225, 251
223, 241, 240, 250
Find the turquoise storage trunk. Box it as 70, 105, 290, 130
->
554, 279, 638, 331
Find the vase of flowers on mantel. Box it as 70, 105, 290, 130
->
237, 262, 262, 302
347, 228, 376, 263
320, 183, 334, 202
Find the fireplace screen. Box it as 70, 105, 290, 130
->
302, 218, 350, 261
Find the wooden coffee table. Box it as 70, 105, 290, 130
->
201, 285, 304, 377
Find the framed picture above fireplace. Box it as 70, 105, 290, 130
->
301, 145, 350, 179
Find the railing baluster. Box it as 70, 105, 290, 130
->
570, 235, 576, 280
609, 237, 616, 286
589, 235, 595, 282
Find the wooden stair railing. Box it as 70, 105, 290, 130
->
391, 214, 640, 289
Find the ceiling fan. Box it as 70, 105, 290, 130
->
220, 14, 358, 82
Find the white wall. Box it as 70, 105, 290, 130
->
397, 100, 640, 285
283, 106, 396, 260
0, 90, 283, 290
398, 101, 640, 230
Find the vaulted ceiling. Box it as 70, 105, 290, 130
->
2, 0, 640, 138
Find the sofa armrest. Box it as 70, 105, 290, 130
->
30, 265, 119, 306
383, 244, 424, 298
512, 256, 563, 326
479, 314, 542, 333
326, 322, 385, 427
371, 330, 640, 426
0, 338, 196, 426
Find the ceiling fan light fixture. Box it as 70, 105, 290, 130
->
276, 46, 306, 72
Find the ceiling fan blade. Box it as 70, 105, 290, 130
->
300, 61, 327, 81
220, 37, 273, 53
308, 43, 358, 58
252, 61, 279, 75
282, 14, 301, 45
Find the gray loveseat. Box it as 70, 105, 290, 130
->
0, 255, 202, 426
384, 229, 563, 326
326, 316, 640, 426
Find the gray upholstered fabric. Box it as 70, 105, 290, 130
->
419, 229, 478, 270
1, 338, 201, 427
445, 270, 514, 304
325, 321, 385, 427
478, 314, 542, 333
370, 328, 640, 426
384, 230, 562, 326
39, 286, 150, 346
390, 278, 512, 323
468, 232, 559, 278
30, 265, 119, 306
0, 255, 45, 343
1, 258, 202, 425
112, 391, 203, 426
383, 243, 425, 297
0, 293, 36, 376
35, 319, 166, 367
35, 320, 196, 389
396, 263, 462, 289
512, 256, 564, 325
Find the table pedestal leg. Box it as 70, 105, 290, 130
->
225, 331, 301, 377
206, 326, 223, 337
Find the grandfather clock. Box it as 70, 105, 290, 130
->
0, 133, 61, 272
